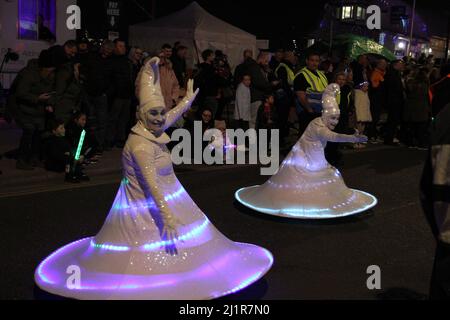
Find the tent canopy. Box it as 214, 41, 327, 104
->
129, 2, 257, 69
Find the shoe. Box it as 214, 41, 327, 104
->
16, 160, 35, 171
85, 159, 99, 165
77, 174, 91, 182
65, 174, 80, 184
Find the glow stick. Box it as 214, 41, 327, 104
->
75, 129, 86, 161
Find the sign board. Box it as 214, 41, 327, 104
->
105, 0, 122, 30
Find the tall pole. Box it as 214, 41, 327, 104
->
408, 0, 416, 57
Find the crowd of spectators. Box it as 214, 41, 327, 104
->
3, 38, 450, 180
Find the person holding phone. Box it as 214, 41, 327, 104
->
15, 49, 55, 170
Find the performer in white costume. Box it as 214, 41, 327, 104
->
35, 58, 273, 300
236, 84, 377, 219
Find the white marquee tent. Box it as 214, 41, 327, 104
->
129, 2, 257, 69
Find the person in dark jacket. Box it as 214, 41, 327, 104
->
81, 40, 114, 152
106, 39, 134, 148
128, 46, 144, 133
368, 59, 388, 142
48, 60, 82, 123
171, 45, 188, 88
234, 49, 254, 87
269, 49, 285, 71
15, 50, 55, 170
5, 59, 39, 124
430, 64, 450, 118
421, 103, 450, 300
384, 60, 406, 146
274, 50, 298, 146
246, 52, 277, 130
48, 40, 78, 68
403, 68, 431, 149
195, 49, 220, 118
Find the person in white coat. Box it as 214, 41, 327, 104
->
234, 74, 252, 130
236, 84, 377, 219
35, 57, 273, 300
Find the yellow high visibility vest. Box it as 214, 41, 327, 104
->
275, 63, 296, 86
298, 67, 329, 94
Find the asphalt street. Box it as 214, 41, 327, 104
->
0, 145, 435, 300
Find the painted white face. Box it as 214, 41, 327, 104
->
323, 114, 340, 131
144, 107, 167, 135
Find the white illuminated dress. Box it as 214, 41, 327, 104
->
236, 84, 377, 219
35, 58, 273, 300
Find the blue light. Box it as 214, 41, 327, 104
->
112, 186, 186, 211
142, 219, 210, 251
90, 219, 210, 252
90, 241, 130, 252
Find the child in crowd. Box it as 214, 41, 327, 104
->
207, 120, 236, 163
256, 94, 278, 131
255, 94, 278, 150
234, 74, 251, 130
43, 119, 89, 183
66, 111, 97, 163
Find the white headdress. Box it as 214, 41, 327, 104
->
322, 84, 341, 117
136, 57, 166, 120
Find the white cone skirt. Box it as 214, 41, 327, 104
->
35, 129, 273, 300
35, 59, 273, 300
236, 117, 377, 219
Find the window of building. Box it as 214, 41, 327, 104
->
341, 6, 353, 20
18, 0, 56, 42
356, 6, 366, 20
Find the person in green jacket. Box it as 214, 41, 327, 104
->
15, 50, 55, 170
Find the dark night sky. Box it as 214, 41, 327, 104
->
78, 0, 449, 46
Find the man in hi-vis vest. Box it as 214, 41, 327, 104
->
274, 50, 298, 146
294, 52, 329, 136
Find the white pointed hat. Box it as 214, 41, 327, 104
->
136, 57, 166, 116
322, 83, 341, 117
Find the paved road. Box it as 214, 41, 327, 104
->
0, 146, 435, 300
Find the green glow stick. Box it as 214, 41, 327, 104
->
75, 129, 86, 161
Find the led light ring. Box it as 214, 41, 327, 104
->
36, 238, 92, 285
91, 219, 211, 252
112, 186, 186, 211
36, 240, 273, 298
235, 186, 377, 219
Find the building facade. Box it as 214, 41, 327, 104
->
310, 0, 444, 59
